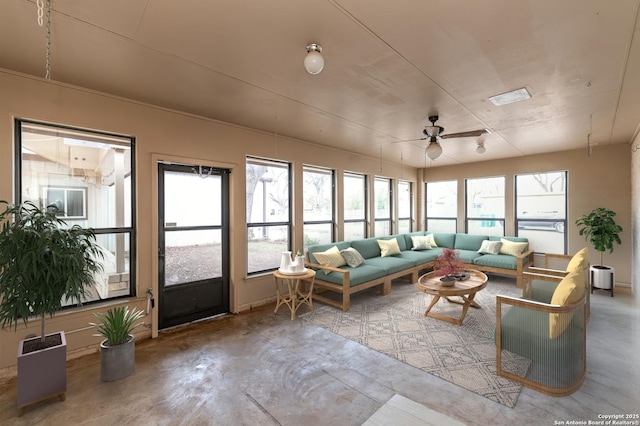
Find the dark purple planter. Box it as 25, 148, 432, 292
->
17, 331, 67, 416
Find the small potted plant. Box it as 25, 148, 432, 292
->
575, 207, 623, 291
0, 200, 103, 414
90, 306, 145, 382
433, 248, 466, 286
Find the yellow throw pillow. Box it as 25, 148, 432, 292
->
549, 269, 584, 339
499, 238, 528, 257
378, 238, 401, 257
566, 247, 589, 272
313, 246, 346, 269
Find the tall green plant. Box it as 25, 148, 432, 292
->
90, 306, 144, 346
0, 201, 104, 343
575, 207, 622, 265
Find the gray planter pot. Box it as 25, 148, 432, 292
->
17, 331, 67, 416
100, 334, 136, 382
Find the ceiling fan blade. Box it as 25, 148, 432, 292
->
440, 129, 490, 139
390, 137, 426, 144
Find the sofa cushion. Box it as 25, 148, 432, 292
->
350, 238, 382, 259
397, 249, 440, 265
472, 254, 518, 270
478, 240, 502, 255
411, 235, 433, 250
313, 246, 347, 269
431, 232, 455, 248
340, 247, 365, 268
314, 264, 387, 287
550, 269, 584, 339
378, 238, 402, 257
566, 247, 589, 272
454, 233, 488, 251
455, 249, 484, 264
499, 238, 528, 257
530, 280, 559, 304
365, 256, 415, 275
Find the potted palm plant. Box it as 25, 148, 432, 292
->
90, 306, 145, 382
0, 200, 104, 415
575, 207, 623, 291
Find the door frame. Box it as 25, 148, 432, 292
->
150, 154, 236, 338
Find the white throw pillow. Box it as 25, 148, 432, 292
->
477, 240, 502, 255
377, 238, 401, 257
425, 233, 437, 247
313, 246, 346, 269
411, 235, 433, 251
499, 238, 528, 257
340, 247, 365, 268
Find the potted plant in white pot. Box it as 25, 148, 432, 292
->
575, 207, 623, 293
90, 306, 145, 382
0, 200, 104, 415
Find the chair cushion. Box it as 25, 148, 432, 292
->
378, 238, 401, 257
550, 269, 584, 339
566, 247, 589, 272
499, 238, 528, 257
340, 247, 365, 268
313, 246, 347, 269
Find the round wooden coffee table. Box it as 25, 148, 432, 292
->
417, 270, 488, 326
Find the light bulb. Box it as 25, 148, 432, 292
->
476, 143, 486, 154
426, 141, 442, 160
304, 44, 324, 75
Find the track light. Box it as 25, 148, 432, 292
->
476, 142, 486, 154
425, 138, 442, 160
304, 43, 324, 75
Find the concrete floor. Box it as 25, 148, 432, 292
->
0, 280, 638, 426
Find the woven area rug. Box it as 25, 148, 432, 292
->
300, 275, 529, 408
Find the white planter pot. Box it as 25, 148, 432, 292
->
590, 265, 615, 292
100, 334, 136, 382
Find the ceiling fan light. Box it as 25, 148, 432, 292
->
426, 141, 442, 160
476, 143, 486, 154
423, 126, 440, 138
304, 44, 324, 75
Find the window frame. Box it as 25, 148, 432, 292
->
302, 165, 335, 246
465, 176, 506, 235
15, 118, 137, 305
374, 176, 392, 236
343, 171, 368, 240
397, 180, 413, 234
425, 180, 458, 233
246, 156, 292, 276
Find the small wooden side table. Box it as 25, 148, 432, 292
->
273, 269, 316, 320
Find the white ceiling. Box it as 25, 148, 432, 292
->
1, 0, 639, 168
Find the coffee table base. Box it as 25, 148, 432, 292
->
424, 294, 481, 326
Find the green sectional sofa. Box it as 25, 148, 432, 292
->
305, 231, 534, 311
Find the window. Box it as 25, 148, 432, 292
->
466, 176, 505, 236
343, 172, 367, 240
516, 171, 567, 254
246, 157, 291, 275
426, 180, 457, 232
16, 119, 135, 305
303, 166, 334, 247
43, 186, 87, 219
397, 180, 412, 233
374, 177, 392, 236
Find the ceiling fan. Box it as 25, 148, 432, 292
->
399, 115, 490, 160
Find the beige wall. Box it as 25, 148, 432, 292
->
631, 131, 640, 304
0, 70, 415, 372
421, 146, 633, 286
0, 68, 636, 374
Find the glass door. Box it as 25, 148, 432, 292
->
158, 163, 229, 329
